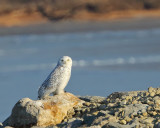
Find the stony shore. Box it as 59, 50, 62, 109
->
1, 87, 160, 128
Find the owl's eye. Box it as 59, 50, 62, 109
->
67, 59, 70, 61
61, 60, 64, 62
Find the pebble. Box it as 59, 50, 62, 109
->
148, 87, 154, 93
92, 111, 98, 116
119, 120, 127, 125
156, 88, 160, 94
120, 100, 127, 106
154, 97, 160, 105
126, 96, 132, 101
132, 100, 138, 104
142, 112, 148, 117
147, 101, 154, 105
92, 103, 97, 107
145, 92, 149, 96
150, 92, 155, 97
107, 103, 115, 107
151, 111, 157, 116
130, 114, 134, 119
124, 116, 132, 123
84, 102, 91, 106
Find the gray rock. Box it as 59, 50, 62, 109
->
107, 92, 125, 100
65, 118, 83, 128
105, 119, 140, 128
123, 104, 149, 117
79, 96, 106, 103
83, 115, 97, 126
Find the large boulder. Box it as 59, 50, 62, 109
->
7, 93, 83, 127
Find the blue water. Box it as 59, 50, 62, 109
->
0, 28, 160, 122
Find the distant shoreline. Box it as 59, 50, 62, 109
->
1, 0, 160, 35
0, 17, 160, 36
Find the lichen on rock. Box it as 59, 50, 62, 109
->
6, 93, 83, 127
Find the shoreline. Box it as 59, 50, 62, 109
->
0, 17, 160, 36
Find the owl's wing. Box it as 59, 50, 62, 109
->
38, 68, 57, 98
41, 66, 58, 87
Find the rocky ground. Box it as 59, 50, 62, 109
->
1, 87, 160, 128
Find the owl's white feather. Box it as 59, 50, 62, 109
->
38, 56, 72, 99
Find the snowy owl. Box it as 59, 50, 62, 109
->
38, 56, 72, 99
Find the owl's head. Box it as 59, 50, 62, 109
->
58, 56, 72, 67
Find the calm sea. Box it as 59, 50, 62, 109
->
0, 28, 160, 122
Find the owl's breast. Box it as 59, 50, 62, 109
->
58, 67, 71, 85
